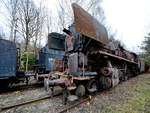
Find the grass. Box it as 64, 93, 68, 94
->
102, 74, 150, 113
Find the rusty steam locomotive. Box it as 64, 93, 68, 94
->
40, 3, 148, 104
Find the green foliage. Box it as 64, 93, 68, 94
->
21, 52, 35, 70
140, 53, 150, 65
140, 34, 150, 65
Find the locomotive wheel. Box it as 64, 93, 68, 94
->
75, 84, 85, 97
87, 79, 99, 92
99, 76, 112, 90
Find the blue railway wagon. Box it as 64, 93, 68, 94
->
0, 39, 17, 79
38, 45, 64, 73
0, 39, 27, 89
34, 32, 65, 78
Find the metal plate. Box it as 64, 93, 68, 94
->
48, 32, 65, 50
72, 3, 109, 46
68, 53, 78, 73
38, 45, 64, 72
99, 50, 138, 64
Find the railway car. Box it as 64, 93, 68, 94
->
138, 58, 149, 73
0, 39, 27, 89
34, 32, 65, 80
44, 3, 148, 104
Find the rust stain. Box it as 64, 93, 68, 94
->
72, 3, 109, 46
55, 58, 63, 72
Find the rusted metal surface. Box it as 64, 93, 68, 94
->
72, 3, 109, 46
68, 53, 78, 73
55, 58, 63, 72
101, 67, 111, 76
101, 67, 119, 87
101, 67, 118, 77
66, 35, 74, 51
36, 45, 64, 72
124, 51, 134, 61
99, 50, 138, 64
73, 76, 95, 80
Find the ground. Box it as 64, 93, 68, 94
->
70, 73, 150, 113
0, 73, 150, 113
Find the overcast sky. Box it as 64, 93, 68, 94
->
102, 0, 150, 52
30, 0, 150, 52
1, 0, 150, 52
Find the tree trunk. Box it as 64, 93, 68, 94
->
25, 38, 29, 52
25, 52, 29, 72
34, 37, 37, 56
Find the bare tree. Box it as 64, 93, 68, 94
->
33, 2, 46, 54
45, 9, 53, 33
16, 0, 41, 72
43, 8, 55, 43
57, 0, 105, 30
1, 0, 19, 42
17, 0, 39, 52
57, 0, 81, 29
88, 0, 106, 23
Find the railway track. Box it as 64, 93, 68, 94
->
0, 89, 109, 113
0, 82, 43, 95
0, 85, 105, 113
0, 95, 50, 112
57, 96, 91, 113
57, 74, 141, 113
57, 91, 108, 113
0, 93, 61, 112
0, 91, 89, 113
0, 74, 144, 113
